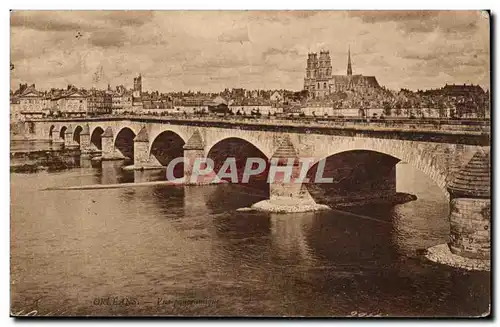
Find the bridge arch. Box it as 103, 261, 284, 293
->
206, 137, 270, 192
205, 135, 272, 160
305, 150, 400, 205
308, 146, 449, 198
148, 126, 189, 148
149, 130, 186, 166
59, 126, 67, 140
90, 126, 105, 150
114, 127, 136, 161
73, 125, 83, 144
205, 130, 273, 158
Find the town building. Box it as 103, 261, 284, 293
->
441, 83, 486, 97
10, 92, 22, 122
111, 85, 133, 113
173, 96, 211, 114
17, 84, 47, 119
60, 88, 88, 117
141, 92, 174, 115
212, 95, 229, 106
88, 89, 111, 116
229, 98, 279, 116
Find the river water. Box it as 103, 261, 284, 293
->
10, 141, 490, 317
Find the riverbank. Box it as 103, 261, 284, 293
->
11, 135, 48, 141
11, 160, 80, 173
10, 148, 83, 173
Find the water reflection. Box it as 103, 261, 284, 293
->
134, 169, 167, 183
182, 185, 212, 217
205, 184, 268, 213
392, 203, 450, 257
80, 157, 93, 169
270, 213, 316, 264
100, 160, 134, 184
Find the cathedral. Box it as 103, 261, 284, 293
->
303, 48, 380, 99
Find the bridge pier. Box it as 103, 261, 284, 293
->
131, 127, 163, 170
51, 127, 64, 143
101, 127, 123, 160
183, 131, 212, 185
268, 156, 304, 201
79, 124, 92, 156
252, 136, 328, 213
64, 126, 79, 148
447, 150, 490, 260
426, 149, 490, 271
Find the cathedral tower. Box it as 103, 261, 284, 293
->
319, 50, 332, 78
347, 46, 353, 76
304, 53, 318, 93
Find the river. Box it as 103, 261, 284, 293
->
10, 141, 490, 317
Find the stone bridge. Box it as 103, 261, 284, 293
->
24, 116, 491, 261
29, 117, 488, 197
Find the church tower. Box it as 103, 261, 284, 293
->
132, 74, 143, 109
133, 74, 142, 98
347, 46, 352, 76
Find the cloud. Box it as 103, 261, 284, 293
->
435, 11, 483, 34
348, 10, 439, 23
10, 11, 92, 31
11, 10, 155, 33
10, 11, 490, 92
90, 29, 126, 48
97, 11, 154, 26
218, 27, 250, 43
348, 10, 484, 34
247, 10, 319, 24
262, 47, 300, 59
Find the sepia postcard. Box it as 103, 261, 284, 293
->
10, 10, 491, 317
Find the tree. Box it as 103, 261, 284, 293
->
437, 101, 446, 118
394, 101, 402, 117
415, 107, 423, 117
382, 101, 392, 116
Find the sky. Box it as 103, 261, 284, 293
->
10, 10, 490, 93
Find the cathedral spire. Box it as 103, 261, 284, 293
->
347, 45, 352, 76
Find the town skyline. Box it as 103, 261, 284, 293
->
11, 11, 490, 92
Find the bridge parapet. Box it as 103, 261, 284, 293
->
27, 115, 490, 140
